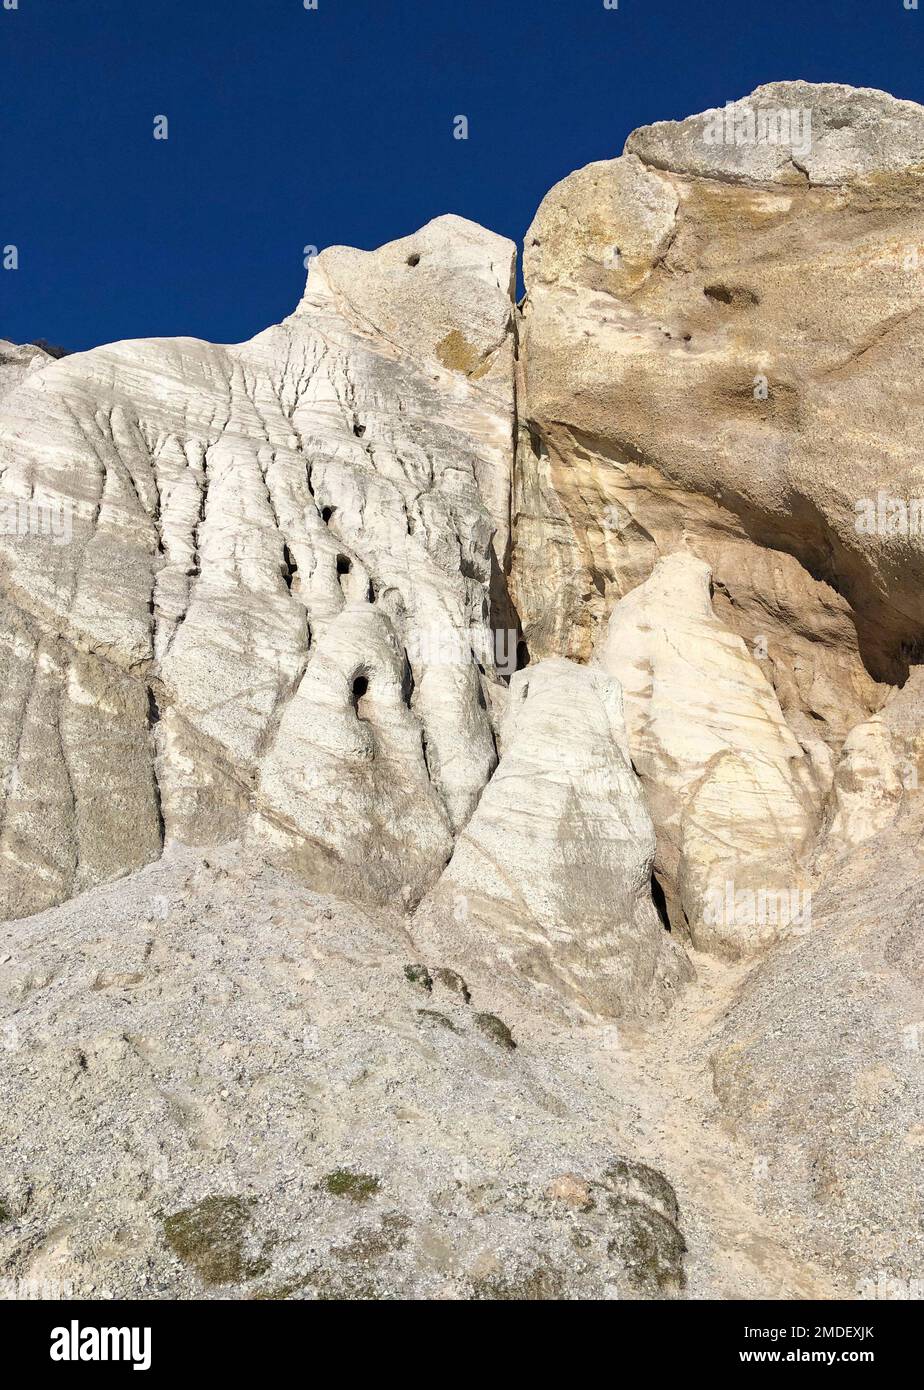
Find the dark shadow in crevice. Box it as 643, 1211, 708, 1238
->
651, 871, 672, 933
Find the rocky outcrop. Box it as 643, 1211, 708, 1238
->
0, 843, 688, 1300
815, 667, 924, 863
594, 553, 819, 957
514, 80, 924, 768
0, 216, 516, 919
415, 657, 692, 1017
3, 78, 924, 1303
712, 816, 924, 1290
0, 340, 52, 403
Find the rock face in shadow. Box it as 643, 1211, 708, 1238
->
415, 657, 692, 1018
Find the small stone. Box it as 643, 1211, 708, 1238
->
546, 1174, 594, 1210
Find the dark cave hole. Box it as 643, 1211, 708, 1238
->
651, 872, 672, 933
351, 674, 370, 718
282, 543, 297, 590
401, 653, 415, 708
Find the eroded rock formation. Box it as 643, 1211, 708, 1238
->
415, 656, 691, 1015
0, 216, 516, 919
2, 80, 923, 1300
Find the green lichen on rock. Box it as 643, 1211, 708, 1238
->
416, 1007, 459, 1033
320, 1168, 381, 1203
474, 1011, 516, 1050
601, 1157, 680, 1223
604, 1197, 687, 1294
470, 1264, 565, 1300
250, 1275, 310, 1301
434, 967, 471, 1003
162, 1195, 270, 1285
403, 962, 432, 992
304, 1267, 381, 1300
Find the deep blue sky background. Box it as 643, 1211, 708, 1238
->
2, 0, 922, 352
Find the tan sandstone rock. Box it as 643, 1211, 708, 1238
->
514, 81, 924, 768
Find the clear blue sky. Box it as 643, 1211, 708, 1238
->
2, 0, 922, 352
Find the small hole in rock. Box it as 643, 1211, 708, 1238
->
352, 674, 370, 718
703, 283, 759, 308
353, 423, 366, 438
281, 543, 297, 590
651, 872, 672, 932
337, 555, 352, 576
406, 253, 421, 267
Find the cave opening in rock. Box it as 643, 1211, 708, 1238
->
351, 673, 370, 719
651, 872, 672, 933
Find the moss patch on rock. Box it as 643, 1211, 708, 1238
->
403, 963, 432, 991
436, 330, 481, 375
162, 1195, 270, 1285
474, 1011, 516, 1050
417, 1007, 459, 1033
605, 1197, 687, 1294
320, 1168, 381, 1203
434, 967, 471, 1003
470, 1264, 565, 1300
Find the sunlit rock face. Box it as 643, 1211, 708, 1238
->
414, 656, 692, 1018
594, 552, 819, 958
513, 81, 924, 768
3, 79, 924, 1303
0, 216, 517, 918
